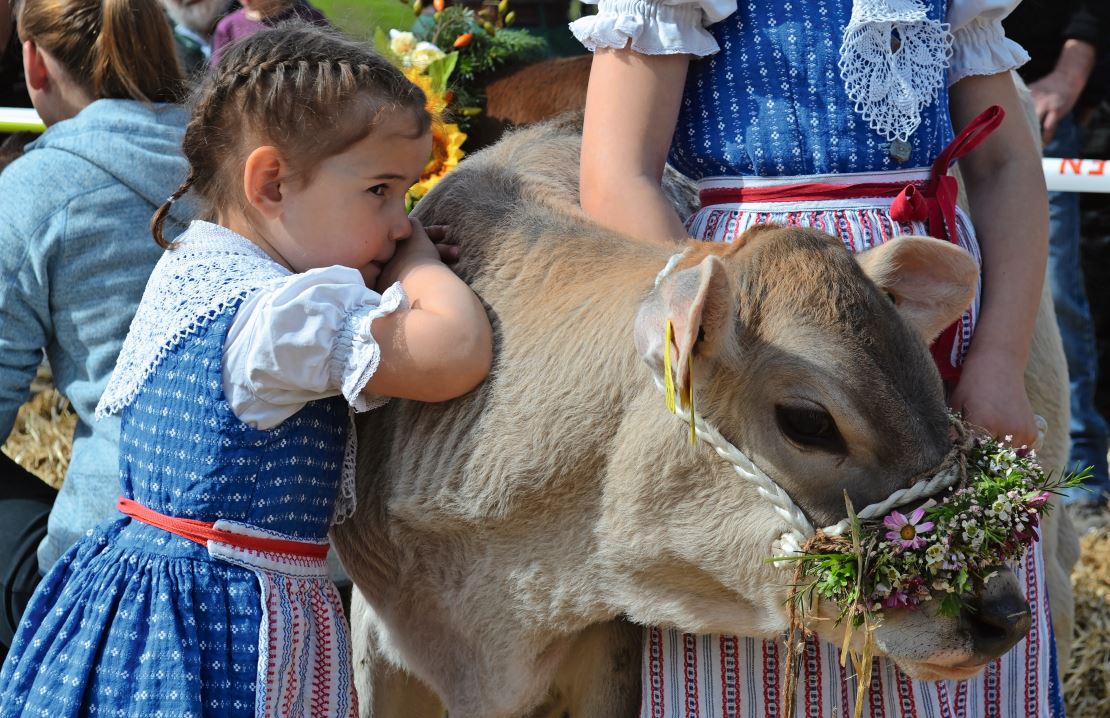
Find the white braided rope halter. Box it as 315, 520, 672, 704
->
653, 252, 964, 560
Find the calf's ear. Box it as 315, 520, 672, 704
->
634, 254, 735, 401
855, 236, 978, 342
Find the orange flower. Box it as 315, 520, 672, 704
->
407, 120, 467, 208
403, 68, 449, 117
453, 32, 473, 48
433, 0, 445, 11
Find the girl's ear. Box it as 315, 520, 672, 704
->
22, 40, 49, 92
243, 146, 287, 218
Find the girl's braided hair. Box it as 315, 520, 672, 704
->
152, 25, 431, 248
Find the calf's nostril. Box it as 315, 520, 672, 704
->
963, 596, 1032, 659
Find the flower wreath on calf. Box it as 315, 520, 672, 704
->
776, 427, 1084, 717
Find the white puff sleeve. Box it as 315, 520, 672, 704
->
947, 0, 1030, 86
222, 266, 408, 430
569, 0, 736, 57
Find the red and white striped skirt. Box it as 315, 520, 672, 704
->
640, 169, 1058, 718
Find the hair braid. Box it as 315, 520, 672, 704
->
155, 25, 431, 250
151, 171, 197, 249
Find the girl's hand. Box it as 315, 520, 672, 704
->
948, 349, 1037, 447
425, 224, 461, 264
376, 219, 441, 290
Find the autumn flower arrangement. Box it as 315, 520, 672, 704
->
785, 434, 1084, 627
375, 0, 547, 207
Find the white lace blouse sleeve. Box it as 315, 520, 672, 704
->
947, 0, 1030, 85
222, 266, 408, 430
569, 0, 735, 57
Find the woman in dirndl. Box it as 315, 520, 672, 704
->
573, 0, 1065, 715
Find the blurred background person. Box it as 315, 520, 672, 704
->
1006, 0, 1110, 532
0, 0, 192, 661
210, 0, 326, 66
160, 0, 234, 78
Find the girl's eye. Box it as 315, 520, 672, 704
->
367, 184, 387, 196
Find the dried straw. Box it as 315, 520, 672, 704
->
1064, 527, 1110, 717
1, 386, 74, 490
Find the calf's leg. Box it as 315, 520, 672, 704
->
528, 620, 642, 718
350, 588, 445, 718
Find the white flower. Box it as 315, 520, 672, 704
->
925, 543, 945, 567
961, 520, 985, 549
410, 41, 446, 71
390, 30, 418, 58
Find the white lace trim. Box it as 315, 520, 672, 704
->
96, 221, 291, 418
570, 0, 720, 57
839, 0, 953, 143
330, 282, 409, 414
333, 412, 359, 526
328, 282, 408, 527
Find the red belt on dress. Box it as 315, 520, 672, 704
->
696, 105, 1005, 382
117, 497, 330, 559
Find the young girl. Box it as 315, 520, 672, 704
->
0, 25, 491, 717
574, 0, 1063, 716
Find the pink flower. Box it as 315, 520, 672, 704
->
1026, 492, 1051, 510
883, 590, 911, 609
883, 507, 935, 550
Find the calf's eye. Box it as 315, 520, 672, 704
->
775, 403, 847, 454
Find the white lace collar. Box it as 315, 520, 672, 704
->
96, 221, 291, 418
840, 0, 953, 145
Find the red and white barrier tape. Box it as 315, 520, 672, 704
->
1043, 158, 1110, 194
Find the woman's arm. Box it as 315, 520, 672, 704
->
948, 71, 1047, 446
579, 48, 691, 245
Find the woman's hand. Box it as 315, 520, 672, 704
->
948, 348, 1037, 447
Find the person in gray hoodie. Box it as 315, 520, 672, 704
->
0, 0, 191, 659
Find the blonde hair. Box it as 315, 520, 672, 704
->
152, 25, 431, 248
17, 0, 185, 103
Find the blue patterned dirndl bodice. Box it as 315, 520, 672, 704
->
118, 307, 347, 538
0, 301, 356, 718
668, 0, 954, 179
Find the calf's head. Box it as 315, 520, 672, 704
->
617, 225, 1028, 677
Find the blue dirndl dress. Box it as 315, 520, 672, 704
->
0, 239, 358, 717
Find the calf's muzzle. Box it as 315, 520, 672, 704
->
962, 567, 1032, 660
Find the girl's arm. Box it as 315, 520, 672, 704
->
365, 221, 492, 402
948, 71, 1047, 447
579, 48, 691, 245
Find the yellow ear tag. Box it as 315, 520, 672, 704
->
663, 320, 697, 446
663, 321, 677, 415
686, 356, 696, 446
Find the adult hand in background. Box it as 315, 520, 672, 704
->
1028, 38, 1096, 144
